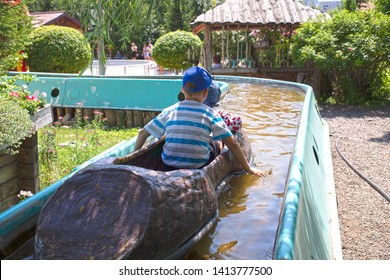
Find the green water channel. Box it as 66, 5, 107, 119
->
187, 82, 305, 260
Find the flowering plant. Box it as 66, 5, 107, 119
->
17, 190, 34, 201
0, 74, 47, 115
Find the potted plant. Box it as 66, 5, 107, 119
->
0, 74, 51, 154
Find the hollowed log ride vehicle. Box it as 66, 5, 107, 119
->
33, 130, 253, 260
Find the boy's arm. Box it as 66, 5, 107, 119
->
134, 128, 151, 151
222, 135, 266, 178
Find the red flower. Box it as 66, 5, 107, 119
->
9, 91, 20, 98
26, 95, 39, 102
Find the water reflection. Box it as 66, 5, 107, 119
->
187, 82, 304, 260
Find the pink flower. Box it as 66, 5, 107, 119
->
26, 95, 39, 102
58, 116, 63, 120
9, 91, 20, 97
84, 115, 90, 120
250, 30, 259, 37
93, 110, 103, 115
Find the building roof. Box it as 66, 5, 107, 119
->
191, 0, 327, 33
30, 11, 82, 30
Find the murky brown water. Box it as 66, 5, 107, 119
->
187, 82, 305, 260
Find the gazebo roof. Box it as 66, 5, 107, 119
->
191, 0, 327, 33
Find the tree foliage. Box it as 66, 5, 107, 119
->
152, 30, 203, 71
375, 0, 390, 14
26, 26, 91, 73
25, 0, 213, 49
166, 0, 184, 32
290, 10, 390, 104
0, 2, 33, 73
24, 0, 215, 74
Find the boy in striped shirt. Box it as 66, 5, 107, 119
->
134, 66, 265, 177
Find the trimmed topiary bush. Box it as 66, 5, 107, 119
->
152, 30, 203, 71
0, 97, 33, 154
26, 26, 91, 73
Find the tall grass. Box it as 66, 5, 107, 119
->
38, 112, 138, 189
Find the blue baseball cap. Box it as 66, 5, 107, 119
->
182, 66, 212, 93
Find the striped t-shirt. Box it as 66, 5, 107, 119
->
144, 100, 232, 168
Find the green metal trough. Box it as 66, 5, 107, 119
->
0, 73, 341, 260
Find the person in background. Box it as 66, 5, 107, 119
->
147, 42, 153, 60
131, 42, 138, 60
203, 80, 221, 108
134, 66, 265, 177
177, 79, 221, 108
212, 54, 222, 69
142, 43, 149, 60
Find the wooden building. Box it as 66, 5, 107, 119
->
30, 11, 82, 32
191, 0, 328, 84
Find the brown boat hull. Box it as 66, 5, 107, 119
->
34, 131, 252, 259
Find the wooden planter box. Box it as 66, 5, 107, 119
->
0, 105, 53, 212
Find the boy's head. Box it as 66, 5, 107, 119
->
182, 66, 212, 94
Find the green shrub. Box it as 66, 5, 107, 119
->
0, 97, 33, 154
26, 26, 91, 73
152, 30, 203, 71
290, 10, 390, 104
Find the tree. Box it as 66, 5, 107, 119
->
290, 10, 390, 104
166, 0, 184, 31
0, 1, 33, 73
27, 0, 158, 75
25, 0, 54, 11
78, 0, 157, 75
375, 0, 390, 14
165, 0, 212, 33
343, 0, 358, 11
24, 0, 216, 74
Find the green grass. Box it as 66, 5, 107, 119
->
38, 123, 138, 189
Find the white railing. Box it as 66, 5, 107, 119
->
83, 60, 158, 76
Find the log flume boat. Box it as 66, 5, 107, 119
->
33, 130, 253, 260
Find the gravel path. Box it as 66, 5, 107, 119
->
319, 104, 390, 260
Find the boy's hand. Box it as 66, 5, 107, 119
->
247, 168, 272, 178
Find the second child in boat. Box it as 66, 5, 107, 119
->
134, 66, 265, 177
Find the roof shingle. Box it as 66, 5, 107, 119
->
191, 0, 327, 32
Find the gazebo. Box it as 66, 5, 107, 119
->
191, 0, 328, 81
